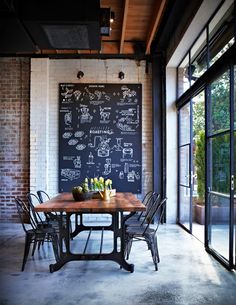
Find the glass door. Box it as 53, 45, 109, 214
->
178, 103, 192, 231
206, 68, 235, 269
192, 91, 205, 243
178, 92, 205, 243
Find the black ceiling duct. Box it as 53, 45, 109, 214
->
0, 0, 101, 53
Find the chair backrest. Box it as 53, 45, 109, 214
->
138, 192, 160, 221
142, 191, 153, 206
143, 197, 167, 235
27, 193, 44, 224
15, 198, 37, 232
37, 190, 50, 203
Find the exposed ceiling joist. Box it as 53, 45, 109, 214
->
119, 0, 129, 54
145, 0, 167, 55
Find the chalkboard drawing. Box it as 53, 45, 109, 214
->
73, 90, 82, 101
62, 132, 73, 139
97, 137, 110, 157
79, 105, 93, 123
103, 158, 111, 175
61, 87, 73, 98
116, 106, 140, 131
75, 144, 86, 150
90, 127, 114, 135
93, 90, 110, 101
127, 170, 140, 182
112, 137, 123, 151
118, 86, 137, 103
122, 148, 133, 159
124, 162, 129, 174
122, 88, 136, 99
61, 168, 80, 181
83, 87, 95, 100
73, 156, 81, 168
119, 171, 124, 179
64, 111, 72, 126
87, 152, 95, 164
68, 139, 78, 146
99, 106, 111, 122
74, 131, 84, 137
123, 162, 141, 182
88, 136, 111, 157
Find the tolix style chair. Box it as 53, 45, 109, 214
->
37, 190, 73, 238
125, 197, 167, 271
15, 197, 59, 271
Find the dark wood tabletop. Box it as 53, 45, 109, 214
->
34, 192, 146, 213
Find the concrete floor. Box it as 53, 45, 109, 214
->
0, 223, 235, 305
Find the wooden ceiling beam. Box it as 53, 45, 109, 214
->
145, 0, 167, 55
119, 0, 129, 54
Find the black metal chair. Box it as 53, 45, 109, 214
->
27, 192, 49, 225
36, 190, 59, 222
15, 197, 59, 271
125, 191, 159, 227
125, 197, 167, 271
37, 190, 73, 238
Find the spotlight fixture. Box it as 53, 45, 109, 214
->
110, 11, 115, 23
77, 70, 84, 79
118, 71, 125, 80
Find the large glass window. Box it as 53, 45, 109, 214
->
179, 104, 191, 230
178, 54, 190, 97
208, 72, 231, 261
190, 30, 207, 85
209, 2, 235, 66
177, 1, 234, 98
192, 91, 205, 242
177, 1, 235, 269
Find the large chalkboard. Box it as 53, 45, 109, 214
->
59, 83, 142, 193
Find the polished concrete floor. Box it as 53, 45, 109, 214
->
0, 223, 235, 305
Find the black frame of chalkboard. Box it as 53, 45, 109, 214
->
58, 83, 142, 193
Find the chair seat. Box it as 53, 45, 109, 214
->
126, 225, 155, 237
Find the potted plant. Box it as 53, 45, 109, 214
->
72, 177, 115, 201
72, 178, 93, 201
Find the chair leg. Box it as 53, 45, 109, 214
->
32, 239, 39, 256
151, 236, 159, 271
154, 237, 160, 263
37, 240, 41, 250
126, 238, 133, 260
146, 236, 158, 271
22, 234, 32, 271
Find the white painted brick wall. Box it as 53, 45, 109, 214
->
166, 67, 177, 223
30, 58, 152, 221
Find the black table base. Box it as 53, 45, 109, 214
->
49, 212, 135, 273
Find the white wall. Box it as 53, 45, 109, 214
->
30, 58, 153, 201
166, 67, 178, 223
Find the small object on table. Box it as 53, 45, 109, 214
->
72, 188, 93, 201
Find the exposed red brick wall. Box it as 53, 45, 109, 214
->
0, 57, 30, 222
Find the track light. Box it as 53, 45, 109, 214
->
118, 71, 125, 80
110, 11, 115, 23
77, 71, 84, 79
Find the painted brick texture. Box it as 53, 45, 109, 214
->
0, 58, 30, 222
30, 58, 153, 204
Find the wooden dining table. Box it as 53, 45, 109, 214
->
35, 192, 145, 273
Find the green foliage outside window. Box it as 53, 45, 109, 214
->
195, 130, 205, 202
